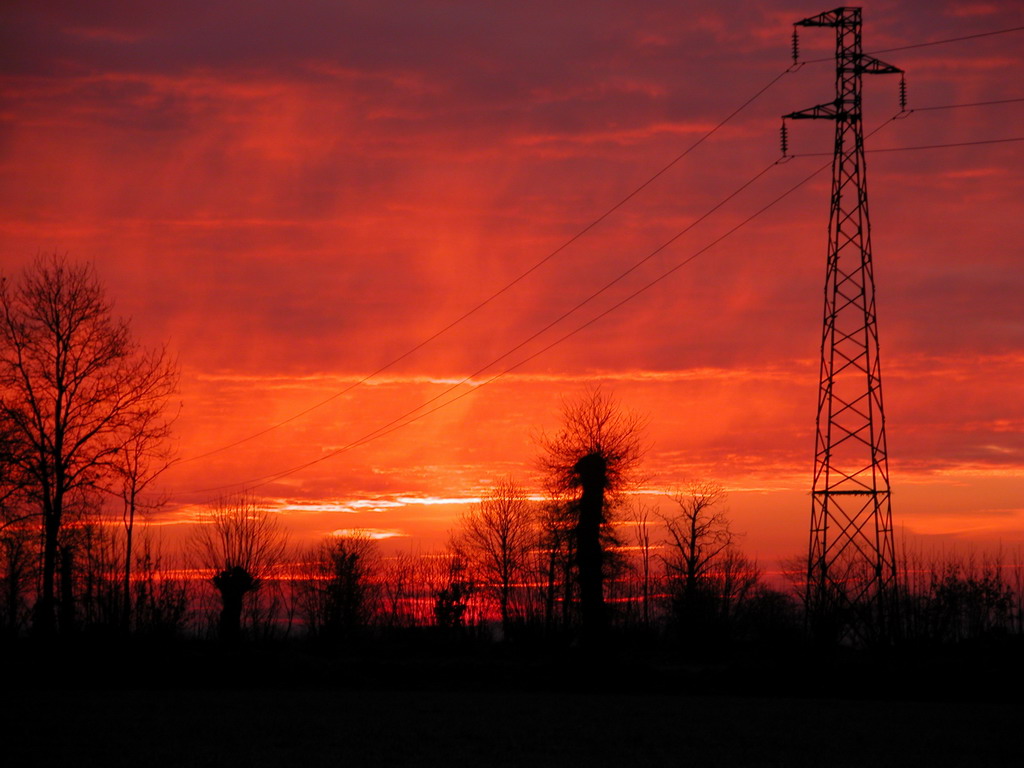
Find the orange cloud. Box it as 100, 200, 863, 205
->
2, 1, 1022, 560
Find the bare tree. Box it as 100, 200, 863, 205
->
0, 512, 35, 637
454, 477, 534, 637
630, 502, 656, 629
714, 545, 761, 621
379, 550, 417, 628
0, 417, 28, 514
296, 534, 379, 641
0, 423, 35, 636
539, 386, 645, 646
660, 482, 733, 609
0, 256, 177, 635
128, 532, 190, 637
190, 495, 288, 642
533, 499, 574, 633
114, 383, 177, 632
429, 549, 475, 632
70, 514, 120, 630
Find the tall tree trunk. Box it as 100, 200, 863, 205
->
37, 511, 59, 637
214, 566, 255, 643
122, 488, 137, 634
219, 590, 243, 643
545, 546, 557, 633
58, 545, 75, 634
561, 549, 572, 628
641, 550, 650, 630
500, 585, 510, 638
574, 452, 607, 648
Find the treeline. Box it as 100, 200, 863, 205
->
2, 256, 1023, 656
3, 473, 1023, 653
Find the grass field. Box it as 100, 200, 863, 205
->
4, 686, 1021, 767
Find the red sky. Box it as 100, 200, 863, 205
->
2, 0, 1022, 562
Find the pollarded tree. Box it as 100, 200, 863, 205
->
0, 255, 177, 635
455, 477, 534, 637
191, 495, 288, 642
539, 386, 645, 646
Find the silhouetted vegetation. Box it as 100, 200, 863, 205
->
294, 534, 379, 644
539, 387, 645, 647
190, 495, 289, 642
0, 255, 177, 637
3, 258, 1024, 717
453, 477, 532, 638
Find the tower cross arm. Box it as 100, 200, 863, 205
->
795, 7, 856, 28
785, 101, 841, 120
857, 55, 902, 75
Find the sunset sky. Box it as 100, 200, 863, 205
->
2, 1, 1022, 562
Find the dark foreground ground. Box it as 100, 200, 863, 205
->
4, 686, 1022, 767
4, 640, 1023, 767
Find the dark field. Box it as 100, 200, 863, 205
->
4, 685, 1021, 768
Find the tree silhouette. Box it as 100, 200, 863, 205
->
0, 419, 34, 635
534, 499, 575, 633
660, 482, 733, 609
191, 495, 288, 642
297, 534, 378, 642
539, 387, 645, 646
128, 535, 190, 638
0, 255, 177, 636
0, 511, 35, 636
432, 551, 474, 632
630, 502, 656, 629
114, 376, 177, 633
455, 476, 534, 638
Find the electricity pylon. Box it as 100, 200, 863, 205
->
783, 7, 904, 643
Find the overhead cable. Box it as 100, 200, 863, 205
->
176, 68, 795, 465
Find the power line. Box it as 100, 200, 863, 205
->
866, 136, 1024, 152
172, 21, 1024, 467
181, 116, 904, 497
869, 25, 1024, 55
789, 135, 1024, 157
176, 67, 795, 466
909, 96, 1024, 112
800, 24, 1024, 64
785, 95, 1024, 157
182, 158, 782, 496
235, 157, 834, 495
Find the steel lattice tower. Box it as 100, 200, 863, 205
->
783, 7, 902, 642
